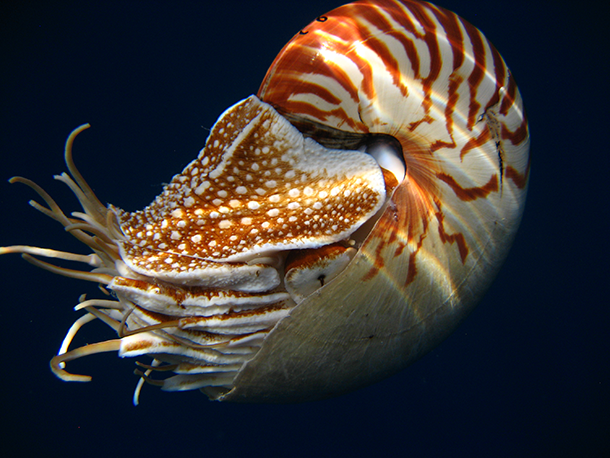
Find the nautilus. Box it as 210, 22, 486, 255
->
1, 0, 529, 404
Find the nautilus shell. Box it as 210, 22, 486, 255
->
0, 0, 529, 404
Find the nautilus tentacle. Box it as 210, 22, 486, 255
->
0, 0, 528, 404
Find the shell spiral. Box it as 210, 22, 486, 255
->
0, 0, 529, 404
231, 0, 530, 401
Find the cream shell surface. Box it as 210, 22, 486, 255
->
223, 0, 529, 402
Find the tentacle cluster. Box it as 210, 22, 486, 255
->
1, 96, 394, 403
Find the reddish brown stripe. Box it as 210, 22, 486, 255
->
268, 78, 344, 107
362, 174, 433, 285
405, 233, 425, 286
501, 118, 528, 145
505, 164, 529, 190
464, 25, 486, 131
261, 43, 360, 105
279, 100, 366, 131
435, 72, 462, 150
485, 43, 507, 111
437, 220, 469, 264
379, 0, 421, 39
431, 5, 465, 142
362, 265, 380, 282
352, 4, 414, 98
284, 243, 351, 273
379, 0, 423, 79
123, 339, 174, 353
305, 20, 377, 101
431, 4, 465, 71
409, 2, 442, 115
362, 31, 409, 98
434, 199, 469, 264
460, 127, 491, 161
393, 241, 406, 257
429, 135, 457, 152
499, 74, 518, 116
314, 10, 380, 102
180, 302, 290, 324
408, 114, 434, 132
437, 173, 499, 201
134, 305, 178, 323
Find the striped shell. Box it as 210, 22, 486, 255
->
0, 0, 529, 404
230, 0, 529, 402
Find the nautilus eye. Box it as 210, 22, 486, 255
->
0, 0, 529, 404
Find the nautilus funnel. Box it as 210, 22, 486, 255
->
0, 0, 529, 404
